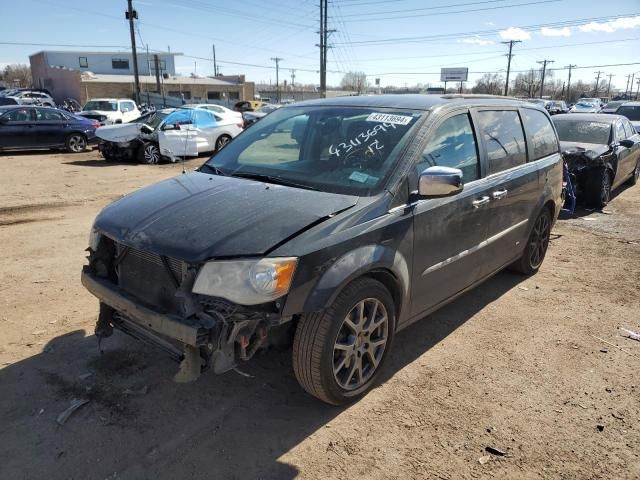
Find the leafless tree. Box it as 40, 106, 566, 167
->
1, 64, 31, 87
472, 73, 505, 95
340, 71, 368, 94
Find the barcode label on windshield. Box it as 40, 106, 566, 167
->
366, 113, 413, 125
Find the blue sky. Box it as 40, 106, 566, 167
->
1, 0, 639, 90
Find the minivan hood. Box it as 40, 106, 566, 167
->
94, 172, 358, 262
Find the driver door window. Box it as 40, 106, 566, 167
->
417, 113, 480, 182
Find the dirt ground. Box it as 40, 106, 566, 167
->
1, 148, 639, 480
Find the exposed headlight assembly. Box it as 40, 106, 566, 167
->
88, 226, 101, 250
192, 257, 298, 305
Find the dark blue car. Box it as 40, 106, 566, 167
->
0, 105, 99, 153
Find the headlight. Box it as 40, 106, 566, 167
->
192, 257, 298, 305
88, 226, 101, 250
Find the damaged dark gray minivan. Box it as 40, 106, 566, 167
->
82, 95, 562, 404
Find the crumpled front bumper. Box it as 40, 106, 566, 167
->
81, 267, 202, 347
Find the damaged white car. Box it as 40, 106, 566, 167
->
97, 107, 243, 164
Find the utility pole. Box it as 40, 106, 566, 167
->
565, 64, 576, 102
502, 40, 521, 96
290, 69, 296, 89
153, 54, 161, 93
536, 59, 554, 99
624, 74, 631, 97
630, 73, 636, 99
212, 44, 217, 76
318, 0, 324, 97
126, 0, 141, 105
271, 57, 283, 103
606, 73, 614, 99
636, 78, 640, 100
593, 70, 604, 97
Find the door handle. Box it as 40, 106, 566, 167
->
492, 189, 508, 200
472, 196, 491, 208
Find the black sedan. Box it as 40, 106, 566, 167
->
552, 113, 640, 208
0, 105, 99, 153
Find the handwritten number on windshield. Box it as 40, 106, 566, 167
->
329, 122, 396, 158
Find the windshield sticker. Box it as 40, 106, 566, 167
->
349, 171, 370, 183
366, 113, 413, 125
328, 123, 395, 158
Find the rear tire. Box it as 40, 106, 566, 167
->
511, 207, 552, 275
628, 160, 640, 186
292, 277, 396, 405
65, 133, 87, 153
585, 167, 612, 209
137, 142, 160, 164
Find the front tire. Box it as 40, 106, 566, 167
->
137, 142, 160, 164
65, 133, 87, 153
292, 278, 396, 405
585, 167, 612, 208
511, 207, 552, 275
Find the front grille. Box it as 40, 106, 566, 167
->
114, 242, 185, 314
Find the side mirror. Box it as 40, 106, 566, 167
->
418, 166, 464, 198
619, 139, 635, 148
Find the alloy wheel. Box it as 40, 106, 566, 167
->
529, 212, 550, 269
68, 135, 86, 152
333, 298, 389, 391
216, 136, 230, 150
144, 144, 160, 164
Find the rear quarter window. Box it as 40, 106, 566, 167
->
521, 108, 559, 160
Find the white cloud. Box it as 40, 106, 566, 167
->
499, 27, 531, 41
458, 37, 495, 46
579, 16, 640, 33
485, 21, 496, 26
540, 26, 571, 37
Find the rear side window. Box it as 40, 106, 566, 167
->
418, 113, 479, 182
622, 119, 636, 138
476, 110, 527, 174
521, 108, 558, 160
615, 121, 627, 141
36, 109, 65, 121
3, 108, 35, 121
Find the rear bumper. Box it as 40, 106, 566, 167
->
81, 267, 200, 346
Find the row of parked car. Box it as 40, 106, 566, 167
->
529, 96, 640, 117
80, 93, 640, 404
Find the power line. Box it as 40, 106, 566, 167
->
339, 0, 552, 17
337, 0, 561, 23
332, 13, 639, 45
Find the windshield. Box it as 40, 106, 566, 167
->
83, 101, 117, 112
579, 98, 600, 104
553, 120, 611, 145
204, 106, 423, 195
616, 105, 640, 121
604, 101, 623, 109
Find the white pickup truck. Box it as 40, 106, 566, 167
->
79, 98, 140, 125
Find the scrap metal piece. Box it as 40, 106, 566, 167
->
56, 399, 89, 425
174, 345, 203, 383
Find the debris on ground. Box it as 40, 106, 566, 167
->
122, 385, 148, 396
478, 455, 491, 465
232, 367, 254, 378
620, 328, 640, 342
596, 424, 605, 432
518, 286, 529, 291
600, 348, 609, 353
78, 372, 93, 380
56, 399, 89, 425
485, 446, 507, 457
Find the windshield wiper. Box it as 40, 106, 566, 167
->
230, 172, 318, 191
199, 163, 226, 176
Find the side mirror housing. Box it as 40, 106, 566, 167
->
619, 139, 635, 148
418, 166, 464, 198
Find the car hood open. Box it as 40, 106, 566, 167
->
94, 172, 358, 262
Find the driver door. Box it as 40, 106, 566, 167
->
158, 110, 198, 158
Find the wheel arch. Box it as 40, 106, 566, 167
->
300, 244, 410, 328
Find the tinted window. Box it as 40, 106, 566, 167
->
476, 110, 527, 174
2, 108, 35, 121
418, 113, 479, 182
615, 121, 627, 141
36, 109, 65, 121
553, 120, 611, 145
112, 59, 129, 70
194, 110, 217, 128
616, 105, 640, 121
521, 108, 558, 160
